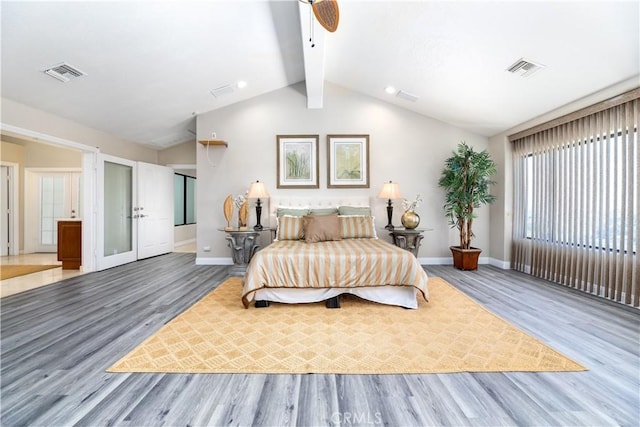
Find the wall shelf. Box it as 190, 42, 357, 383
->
198, 139, 228, 147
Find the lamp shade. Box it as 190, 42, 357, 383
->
247, 180, 270, 199
377, 181, 402, 199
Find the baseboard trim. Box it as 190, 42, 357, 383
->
195, 257, 233, 265
174, 238, 196, 247
419, 256, 491, 266
489, 258, 511, 270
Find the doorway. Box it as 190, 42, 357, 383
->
24, 169, 82, 253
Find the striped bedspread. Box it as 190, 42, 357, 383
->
242, 239, 429, 308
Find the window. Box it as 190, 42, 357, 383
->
174, 174, 196, 226
39, 172, 81, 247
40, 175, 65, 245
511, 94, 638, 307
521, 130, 637, 254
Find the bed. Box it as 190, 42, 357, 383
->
242, 197, 429, 309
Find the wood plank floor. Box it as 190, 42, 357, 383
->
1, 253, 638, 426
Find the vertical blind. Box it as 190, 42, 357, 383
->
511, 94, 639, 307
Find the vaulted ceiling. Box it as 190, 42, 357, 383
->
2, 1, 638, 149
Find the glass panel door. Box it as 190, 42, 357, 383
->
103, 161, 133, 256
97, 154, 137, 270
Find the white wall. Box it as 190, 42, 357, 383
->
1, 97, 158, 163
196, 82, 490, 262
175, 224, 196, 246
158, 140, 196, 167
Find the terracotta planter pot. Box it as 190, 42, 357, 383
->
450, 246, 482, 270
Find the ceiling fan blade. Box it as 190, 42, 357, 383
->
312, 0, 339, 32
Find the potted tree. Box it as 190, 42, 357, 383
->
438, 141, 496, 270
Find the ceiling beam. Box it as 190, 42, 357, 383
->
298, 2, 325, 109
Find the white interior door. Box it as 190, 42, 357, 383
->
0, 166, 10, 256
137, 162, 174, 259
97, 155, 137, 270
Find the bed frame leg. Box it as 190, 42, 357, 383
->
255, 300, 270, 308
325, 296, 341, 309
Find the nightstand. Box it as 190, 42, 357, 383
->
389, 228, 427, 258
220, 228, 270, 276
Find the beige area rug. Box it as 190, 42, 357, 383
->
108, 277, 586, 374
0, 264, 60, 280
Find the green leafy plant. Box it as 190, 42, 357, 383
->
438, 141, 497, 249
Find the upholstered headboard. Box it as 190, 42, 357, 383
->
269, 196, 372, 228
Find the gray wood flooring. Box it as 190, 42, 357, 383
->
1, 253, 638, 426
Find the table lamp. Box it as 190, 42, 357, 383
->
377, 181, 402, 230
247, 180, 269, 231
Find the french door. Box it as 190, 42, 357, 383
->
96, 155, 173, 270
97, 155, 137, 270
137, 161, 174, 259
23, 169, 82, 253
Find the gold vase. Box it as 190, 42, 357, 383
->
401, 210, 420, 229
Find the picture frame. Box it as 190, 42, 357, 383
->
276, 134, 319, 189
327, 134, 370, 188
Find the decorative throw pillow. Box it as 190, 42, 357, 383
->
309, 207, 338, 216
277, 207, 309, 217
339, 215, 377, 239
276, 215, 304, 240
338, 206, 372, 216
303, 214, 342, 243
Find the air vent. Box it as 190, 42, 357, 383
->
506, 58, 545, 77
43, 62, 87, 82
396, 90, 419, 102
210, 85, 234, 98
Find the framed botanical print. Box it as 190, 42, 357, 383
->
327, 134, 370, 188
276, 134, 319, 189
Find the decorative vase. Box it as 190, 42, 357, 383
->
401, 210, 420, 229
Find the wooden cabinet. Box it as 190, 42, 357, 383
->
57, 220, 82, 270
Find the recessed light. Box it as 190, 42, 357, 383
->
385, 86, 396, 94
237, 81, 247, 89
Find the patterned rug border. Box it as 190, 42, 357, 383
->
107, 277, 587, 374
